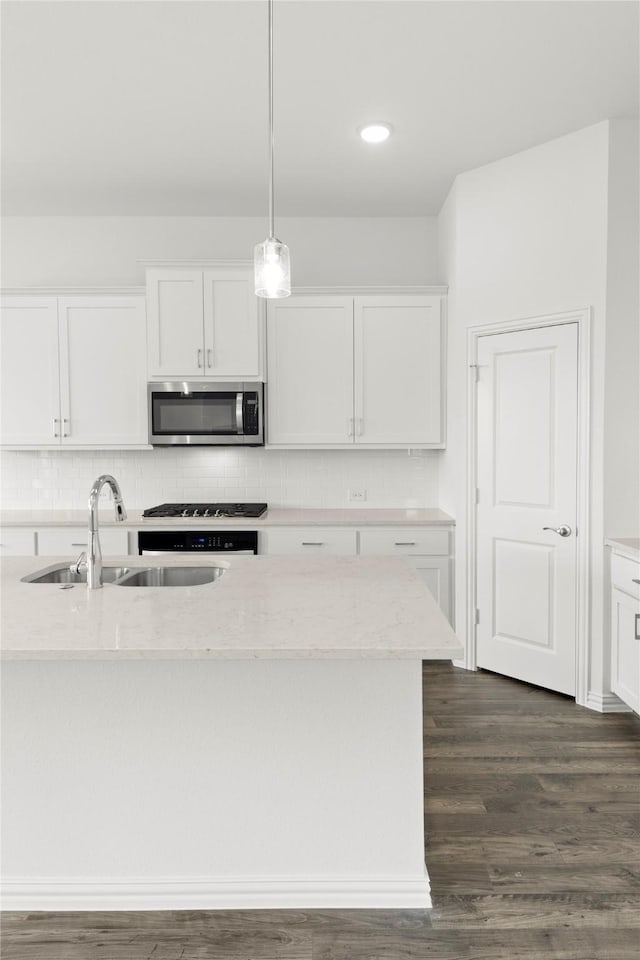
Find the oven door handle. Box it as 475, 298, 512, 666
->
236, 392, 244, 435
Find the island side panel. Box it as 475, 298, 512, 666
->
1, 658, 429, 909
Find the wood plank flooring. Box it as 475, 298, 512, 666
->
3, 661, 639, 959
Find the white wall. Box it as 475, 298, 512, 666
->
604, 117, 640, 539
0, 216, 438, 288
437, 121, 630, 705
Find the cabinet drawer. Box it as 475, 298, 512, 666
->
359, 527, 450, 556
611, 553, 640, 599
262, 527, 357, 556
0, 527, 36, 556
37, 526, 130, 556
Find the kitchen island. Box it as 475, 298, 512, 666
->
1, 554, 462, 911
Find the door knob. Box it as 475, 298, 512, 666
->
543, 524, 572, 538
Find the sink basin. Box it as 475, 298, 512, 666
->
116, 566, 225, 587
21, 563, 132, 584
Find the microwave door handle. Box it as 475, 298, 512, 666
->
236, 393, 244, 434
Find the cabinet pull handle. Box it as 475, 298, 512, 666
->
53, 418, 60, 438
347, 418, 354, 437
632, 579, 640, 585
71, 542, 86, 547
395, 541, 416, 546
197, 348, 203, 368
636, 614, 640, 641
302, 541, 324, 546
356, 418, 364, 436
62, 418, 69, 438
206, 349, 213, 368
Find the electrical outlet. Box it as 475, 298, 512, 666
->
348, 488, 367, 502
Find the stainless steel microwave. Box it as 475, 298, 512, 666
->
148, 382, 264, 446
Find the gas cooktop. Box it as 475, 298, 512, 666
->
142, 502, 268, 519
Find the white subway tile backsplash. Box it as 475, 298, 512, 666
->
0, 448, 440, 510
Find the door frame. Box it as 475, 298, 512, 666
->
466, 309, 591, 706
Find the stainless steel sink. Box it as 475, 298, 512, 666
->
21, 562, 225, 587
116, 566, 225, 587
21, 563, 132, 584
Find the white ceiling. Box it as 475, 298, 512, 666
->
2, 0, 638, 217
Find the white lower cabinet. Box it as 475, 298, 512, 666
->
359, 527, 453, 622
0, 528, 37, 557
261, 528, 357, 556
610, 552, 640, 714
262, 524, 454, 623
36, 527, 131, 557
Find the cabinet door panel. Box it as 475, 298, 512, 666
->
203, 269, 261, 378
147, 270, 204, 377
611, 587, 640, 714
266, 297, 354, 444
1, 298, 60, 445
59, 297, 147, 445
407, 557, 452, 623
354, 296, 442, 445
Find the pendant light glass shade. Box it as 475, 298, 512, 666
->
254, 237, 291, 299
254, 0, 291, 299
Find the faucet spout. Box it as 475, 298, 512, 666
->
88, 474, 127, 589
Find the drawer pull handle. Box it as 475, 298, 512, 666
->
632, 579, 640, 585
71, 542, 86, 547
302, 541, 324, 546
636, 614, 640, 641
395, 541, 416, 546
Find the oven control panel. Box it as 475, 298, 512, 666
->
138, 530, 258, 554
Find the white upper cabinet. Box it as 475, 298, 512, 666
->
266, 297, 354, 444
1, 294, 148, 448
1, 297, 61, 445
58, 297, 147, 446
146, 264, 262, 380
354, 296, 442, 445
266, 292, 444, 448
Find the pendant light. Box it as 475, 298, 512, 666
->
254, 0, 291, 299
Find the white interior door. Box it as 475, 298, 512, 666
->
475, 323, 578, 696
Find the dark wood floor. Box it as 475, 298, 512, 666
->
3, 661, 639, 959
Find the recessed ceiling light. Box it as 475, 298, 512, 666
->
359, 123, 392, 144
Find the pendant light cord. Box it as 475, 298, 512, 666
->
268, 0, 275, 240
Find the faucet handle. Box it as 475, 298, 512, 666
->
70, 551, 87, 575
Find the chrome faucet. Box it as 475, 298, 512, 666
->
87, 474, 127, 589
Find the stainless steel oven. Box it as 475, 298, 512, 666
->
138, 530, 259, 555
148, 381, 263, 446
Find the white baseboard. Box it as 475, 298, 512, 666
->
1, 873, 431, 911
586, 690, 633, 713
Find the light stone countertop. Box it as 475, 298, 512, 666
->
0, 554, 463, 662
0, 507, 454, 528
606, 538, 640, 562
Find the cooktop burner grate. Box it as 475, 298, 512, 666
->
142, 502, 268, 519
